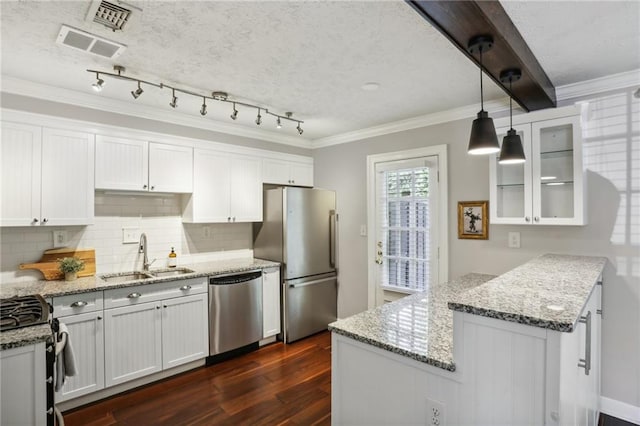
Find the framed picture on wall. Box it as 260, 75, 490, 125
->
458, 201, 489, 239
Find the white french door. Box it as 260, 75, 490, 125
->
372, 154, 440, 305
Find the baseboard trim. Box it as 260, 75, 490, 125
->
601, 396, 640, 425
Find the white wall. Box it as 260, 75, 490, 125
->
313, 87, 640, 408
0, 194, 252, 283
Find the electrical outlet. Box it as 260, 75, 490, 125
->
359, 224, 367, 237
508, 231, 521, 248
203, 226, 211, 238
426, 398, 445, 426
52, 230, 68, 248
122, 227, 140, 244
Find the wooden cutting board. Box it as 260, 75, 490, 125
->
19, 248, 96, 280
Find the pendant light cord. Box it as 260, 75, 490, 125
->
509, 78, 513, 128
479, 47, 484, 111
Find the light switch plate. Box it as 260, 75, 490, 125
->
52, 230, 68, 248
122, 227, 140, 244
508, 231, 521, 248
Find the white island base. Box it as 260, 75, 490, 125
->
331, 256, 603, 426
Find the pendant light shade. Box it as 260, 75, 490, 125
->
468, 110, 500, 155
467, 35, 500, 155
498, 69, 526, 164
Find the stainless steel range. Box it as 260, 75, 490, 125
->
0, 295, 50, 332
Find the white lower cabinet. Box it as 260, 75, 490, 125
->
56, 311, 105, 401
262, 268, 281, 338
161, 293, 209, 369
104, 301, 163, 387
0, 343, 47, 426
104, 279, 208, 387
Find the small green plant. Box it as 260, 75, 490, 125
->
58, 257, 85, 273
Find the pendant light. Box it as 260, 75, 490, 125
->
499, 69, 526, 164
467, 35, 500, 155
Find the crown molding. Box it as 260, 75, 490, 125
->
556, 69, 640, 101
0, 75, 312, 149
310, 98, 510, 149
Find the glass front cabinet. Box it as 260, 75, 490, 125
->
490, 107, 586, 226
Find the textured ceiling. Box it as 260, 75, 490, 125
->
1, 1, 638, 141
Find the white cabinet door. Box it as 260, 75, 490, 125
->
262, 268, 281, 338
230, 154, 263, 222
0, 122, 42, 226
56, 312, 105, 402
95, 135, 148, 191
0, 343, 47, 426
161, 293, 208, 369
183, 149, 231, 223
263, 158, 291, 185
41, 128, 95, 226
104, 302, 162, 387
148, 142, 193, 193
290, 162, 314, 187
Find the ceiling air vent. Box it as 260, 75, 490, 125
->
87, 0, 132, 32
56, 25, 126, 59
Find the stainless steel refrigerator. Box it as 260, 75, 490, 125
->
254, 187, 337, 343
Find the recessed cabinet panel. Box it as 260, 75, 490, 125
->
230, 155, 263, 222
148, 142, 193, 193
95, 136, 148, 191
263, 158, 313, 187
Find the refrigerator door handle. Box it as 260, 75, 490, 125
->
329, 210, 336, 268
289, 276, 336, 289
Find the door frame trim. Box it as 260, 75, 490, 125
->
366, 144, 449, 308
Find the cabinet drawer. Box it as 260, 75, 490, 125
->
53, 291, 103, 316
104, 278, 207, 309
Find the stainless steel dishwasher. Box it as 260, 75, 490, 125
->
209, 270, 263, 356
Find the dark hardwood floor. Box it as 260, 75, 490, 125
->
63, 331, 331, 426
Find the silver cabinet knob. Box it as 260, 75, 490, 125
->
127, 292, 141, 299
150, 185, 155, 190
228, 217, 231, 222
143, 184, 148, 189
534, 216, 540, 222
97, 316, 102, 320
156, 305, 160, 309
42, 218, 48, 223
525, 216, 530, 222
32, 218, 39, 223
163, 304, 167, 308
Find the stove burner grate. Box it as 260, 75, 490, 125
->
0, 295, 50, 332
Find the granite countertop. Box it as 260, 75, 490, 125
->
329, 273, 496, 372
0, 257, 279, 299
1, 257, 279, 350
448, 254, 607, 332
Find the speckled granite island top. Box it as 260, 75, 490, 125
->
1, 257, 279, 350
329, 273, 496, 371
448, 254, 607, 332
0, 257, 279, 299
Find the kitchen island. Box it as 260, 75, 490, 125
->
330, 254, 606, 426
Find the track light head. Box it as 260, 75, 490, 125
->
230, 103, 238, 120
200, 99, 207, 116
297, 122, 303, 135
276, 117, 282, 129
169, 89, 178, 108
131, 82, 143, 99
92, 78, 105, 92
256, 109, 262, 126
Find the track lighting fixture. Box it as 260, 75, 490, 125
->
131, 81, 144, 99
169, 89, 178, 108
92, 73, 105, 92
467, 35, 500, 155
86, 66, 304, 135
200, 98, 207, 116
498, 69, 526, 165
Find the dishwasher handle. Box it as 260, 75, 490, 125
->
209, 271, 262, 285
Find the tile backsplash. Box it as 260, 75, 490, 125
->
0, 193, 253, 283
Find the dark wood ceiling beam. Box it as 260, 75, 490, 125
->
407, 0, 556, 112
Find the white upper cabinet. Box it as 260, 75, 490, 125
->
183, 149, 262, 223
490, 107, 585, 226
95, 136, 193, 193
1, 122, 94, 227
263, 158, 313, 187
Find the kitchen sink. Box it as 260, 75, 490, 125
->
100, 272, 154, 283
149, 268, 195, 278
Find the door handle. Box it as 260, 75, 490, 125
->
329, 210, 336, 268
288, 276, 335, 289
577, 311, 591, 375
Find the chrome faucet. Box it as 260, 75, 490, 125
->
139, 233, 156, 271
